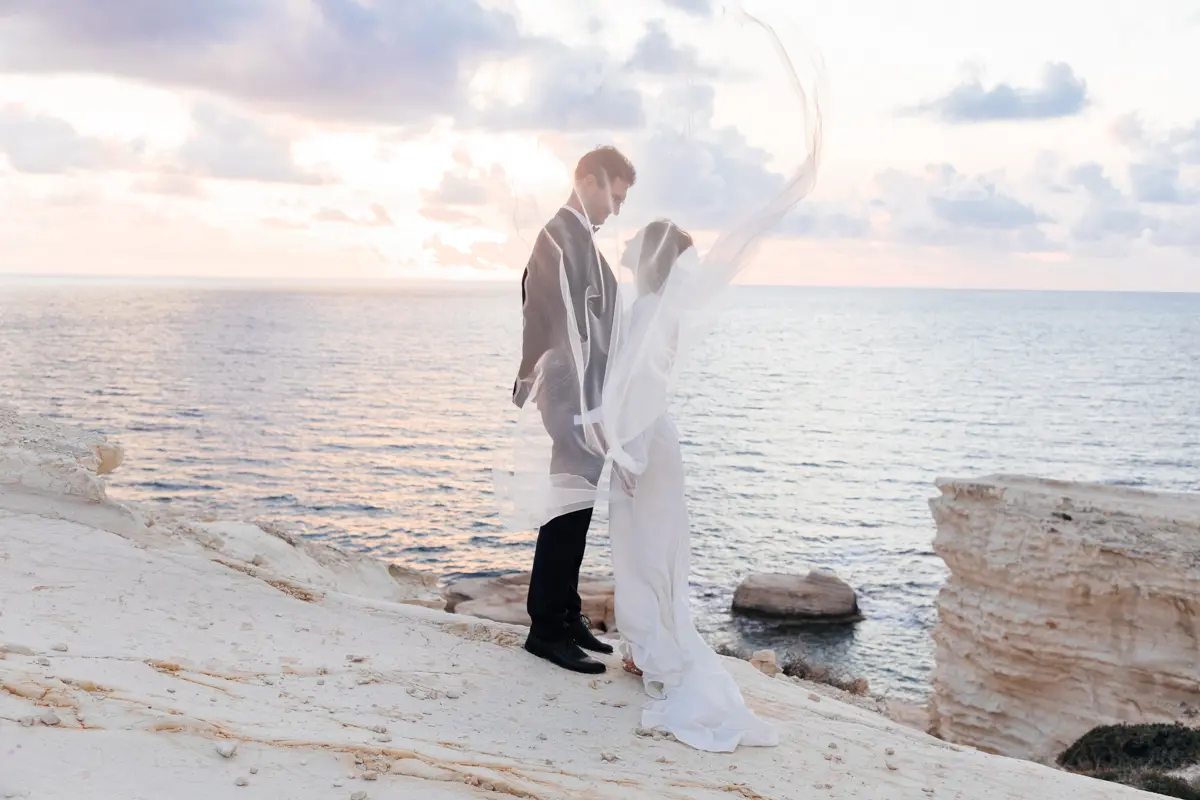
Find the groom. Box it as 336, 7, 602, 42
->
513, 146, 636, 674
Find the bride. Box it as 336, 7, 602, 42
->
603, 220, 778, 752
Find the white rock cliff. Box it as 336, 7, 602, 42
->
0, 413, 1152, 798
929, 475, 1200, 763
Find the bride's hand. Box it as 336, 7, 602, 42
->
614, 464, 637, 496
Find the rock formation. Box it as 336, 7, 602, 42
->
732, 570, 862, 623
0, 410, 1162, 797
444, 572, 616, 632
929, 475, 1200, 764
0, 405, 124, 500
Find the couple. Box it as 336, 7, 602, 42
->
506, 145, 779, 753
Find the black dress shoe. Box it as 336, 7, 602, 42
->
525, 634, 606, 674
570, 615, 615, 655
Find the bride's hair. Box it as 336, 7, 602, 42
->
632, 220, 693, 295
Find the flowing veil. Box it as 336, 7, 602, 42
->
494, 7, 825, 530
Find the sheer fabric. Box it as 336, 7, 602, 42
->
494, 9, 823, 530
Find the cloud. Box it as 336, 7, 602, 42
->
177, 103, 327, 184
132, 172, 207, 198
781, 208, 872, 239
662, 0, 714, 15
0, 106, 134, 173
872, 164, 1055, 251
421, 232, 525, 272
1108, 115, 1200, 205
620, 84, 783, 229
474, 43, 645, 131
914, 62, 1089, 123
626, 20, 715, 75
313, 204, 393, 226
419, 206, 485, 226
1055, 154, 1199, 254
1063, 162, 1158, 251
0, 0, 654, 133
0, 0, 528, 126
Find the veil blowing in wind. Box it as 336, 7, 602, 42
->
494, 8, 825, 532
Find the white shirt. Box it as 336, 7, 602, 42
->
562, 204, 593, 236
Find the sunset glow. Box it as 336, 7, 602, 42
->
0, 1, 1197, 289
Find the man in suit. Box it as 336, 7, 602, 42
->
513, 146, 636, 674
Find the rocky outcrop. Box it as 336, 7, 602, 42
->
929, 475, 1200, 764
444, 572, 616, 632
1, 464, 1151, 799
732, 570, 862, 623
0, 406, 124, 500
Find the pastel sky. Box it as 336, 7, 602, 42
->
1, 0, 1198, 290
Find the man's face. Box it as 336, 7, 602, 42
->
582, 175, 630, 227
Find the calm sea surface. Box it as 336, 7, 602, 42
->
3, 281, 1198, 701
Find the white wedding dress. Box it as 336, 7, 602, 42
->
606, 293, 778, 753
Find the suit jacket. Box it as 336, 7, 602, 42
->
513, 207, 619, 425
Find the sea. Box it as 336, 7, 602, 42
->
3, 280, 1198, 701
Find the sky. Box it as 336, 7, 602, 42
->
0, 0, 1198, 290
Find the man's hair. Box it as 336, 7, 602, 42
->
574, 146, 636, 187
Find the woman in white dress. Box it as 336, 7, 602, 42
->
604, 220, 779, 752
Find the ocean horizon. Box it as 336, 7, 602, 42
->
3, 281, 1197, 701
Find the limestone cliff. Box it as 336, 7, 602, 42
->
929, 475, 1200, 763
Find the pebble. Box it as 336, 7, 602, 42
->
35, 657, 51, 667
369, 725, 387, 734
263, 679, 274, 686
361, 771, 379, 781
536, 733, 547, 741
317, 679, 325, 686
216, 741, 238, 758
346, 654, 366, 663
350, 792, 368, 800
50, 643, 68, 652
39, 711, 61, 726
210, 697, 218, 703
600, 752, 619, 762
886, 762, 899, 771
886, 747, 896, 756
828, 743, 838, 750
444, 690, 461, 699
249, 767, 258, 775
167, 688, 176, 694
234, 777, 248, 787
332, 782, 343, 788
317, 667, 329, 675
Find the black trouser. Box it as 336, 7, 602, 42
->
526, 507, 593, 641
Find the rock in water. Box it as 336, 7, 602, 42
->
732, 571, 862, 623
444, 572, 616, 632
749, 649, 781, 676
